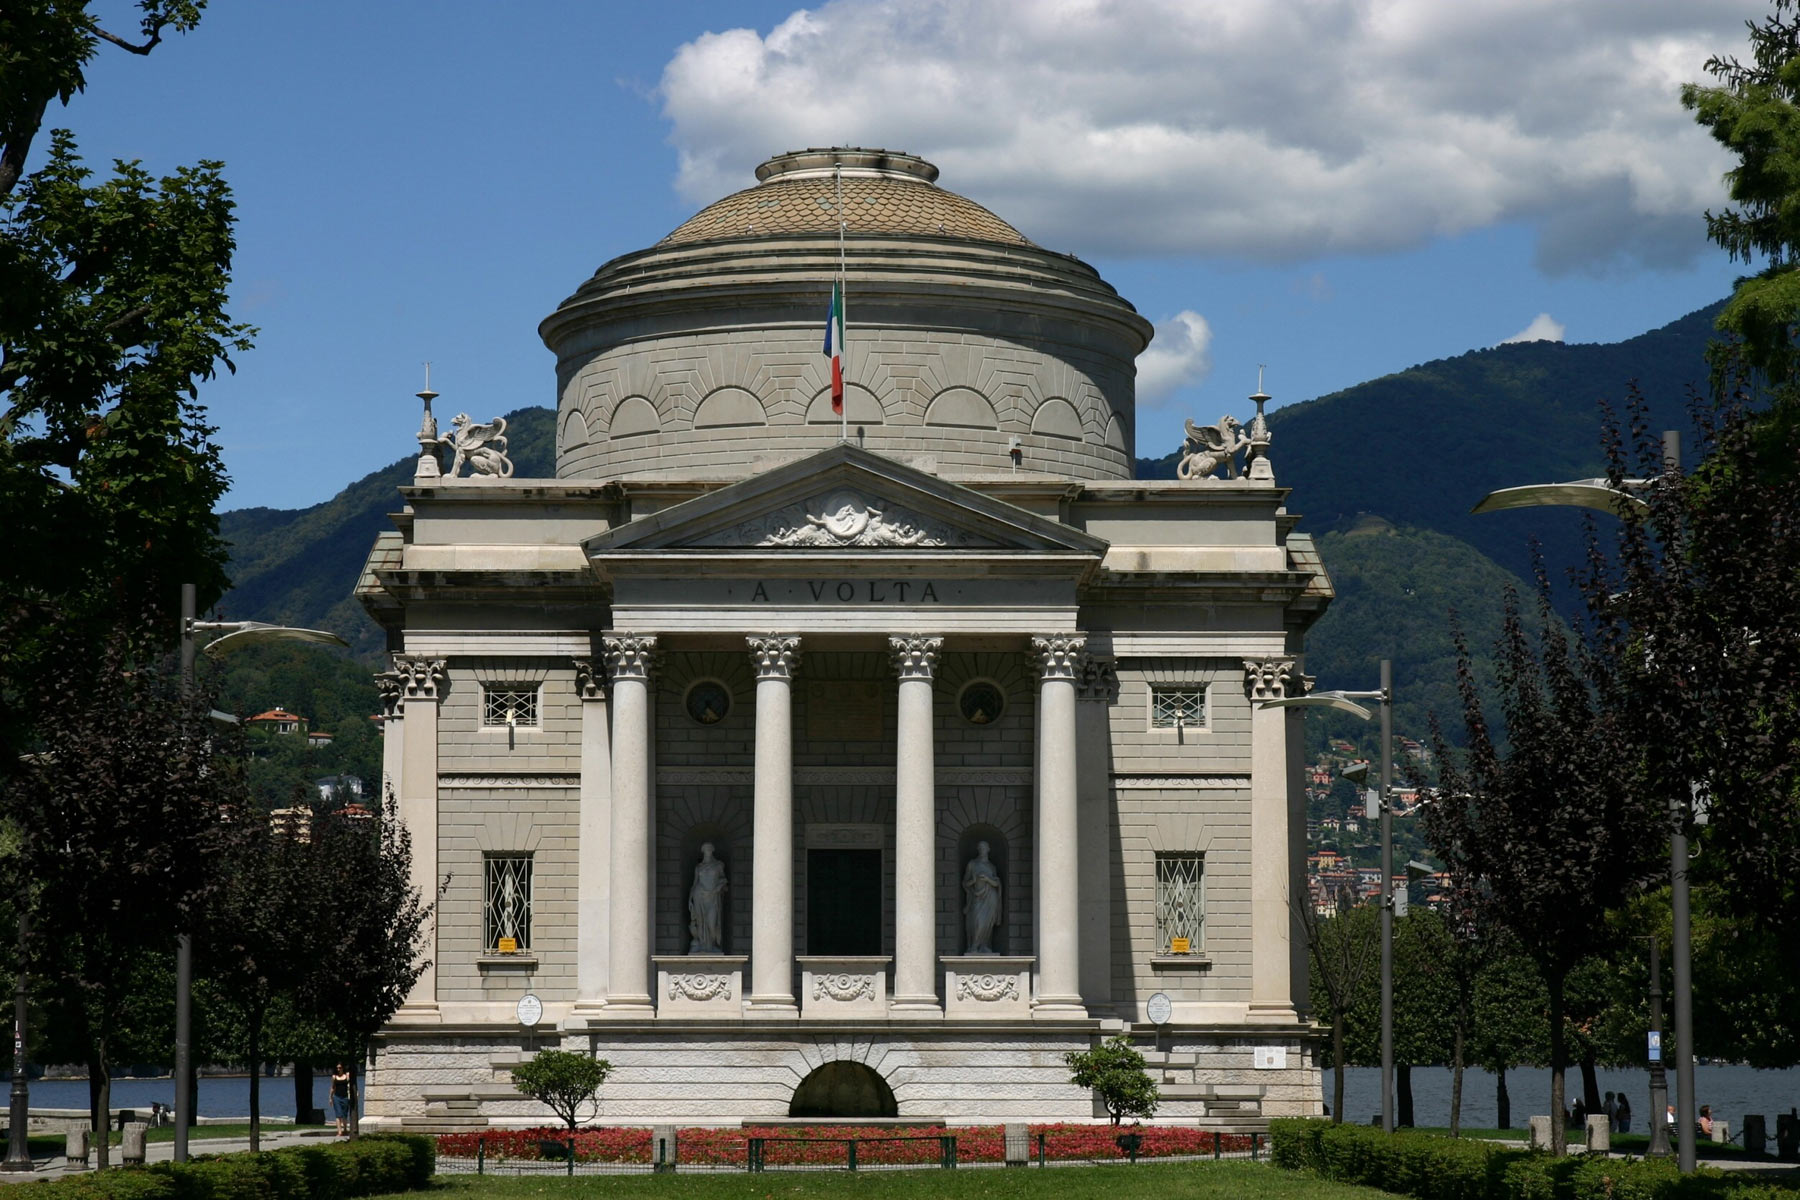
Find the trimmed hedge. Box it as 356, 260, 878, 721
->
5, 1134, 435, 1200
1267, 1119, 1795, 1200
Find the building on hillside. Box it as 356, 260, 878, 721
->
355, 147, 1333, 1130
246, 707, 307, 736
315, 774, 364, 803
308, 730, 335, 748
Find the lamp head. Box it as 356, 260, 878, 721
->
1342, 761, 1370, 785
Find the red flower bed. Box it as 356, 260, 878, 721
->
438, 1122, 1253, 1165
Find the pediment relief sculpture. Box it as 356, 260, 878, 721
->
693, 490, 998, 549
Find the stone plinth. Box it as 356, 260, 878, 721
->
941, 955, 1033, 1019
654, 955, 746, 1017
1585, 1114, 1610, 1152
798, 956, 891, 1019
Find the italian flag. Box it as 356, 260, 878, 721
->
823, 281, 845, 414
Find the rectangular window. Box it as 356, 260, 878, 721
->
482, 686, 539, 728
1155, 852, 1204, 954
1150, 685, 1206, 729
484, 854, 533, 952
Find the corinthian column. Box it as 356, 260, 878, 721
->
889, 635, 944, 1014
747, 634, 801, 1015
604, 635, 657, 1013
1245, 656, 1298, 1022
1032, 634, 1086, 1017
393, 654, 445, 1015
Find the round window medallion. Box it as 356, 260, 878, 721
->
959, 680, 1005, 726
685, 680, 732, 726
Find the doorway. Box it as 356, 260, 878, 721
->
806, 848, 881, 955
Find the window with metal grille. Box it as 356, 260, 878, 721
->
1150, 685, 1206, 729
1155, 852, 1204, 953
482, 686, 538, 728
484, 854, 533, 952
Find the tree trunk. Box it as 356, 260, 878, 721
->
348, 1048, 361, 1140
1497, 1069, 1511, 1129
1331, 1015, 1346, 1123
1450, 1026, 1466, 1137
1580, 1057, 1600, 1112
293, 1060, 312, 1124
247, 1017, 261, 1154
1548, 974, 1567, 1156
86, 1055, 102, 1147
94, 1039, 111, 1171
1397, 1063, 1414, 1128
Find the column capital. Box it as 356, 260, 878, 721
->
391, 655, 447, 700
375, 669, 405, 717
747, 634, 802, 680
888, 635, 944, 680
1076, 655, 1118, 703
1243, 657, 1304, 703
1032, 634, 1087, 682
572, 656, 606, 701
603, 634, 659, 682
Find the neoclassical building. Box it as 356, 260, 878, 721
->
357, 148, 1332, 1129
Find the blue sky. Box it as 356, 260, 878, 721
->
60, 0, 1750, 510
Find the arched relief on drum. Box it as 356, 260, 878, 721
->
805, 383, 885, 425
609, 395, 661, 439
1104, 412, 1129, 453
923, 387, 998, 430
1029, 397, 1084, 441
692, 386, 768, 430
558, 408, 589, 455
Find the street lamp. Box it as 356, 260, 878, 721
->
1260, 660, 1394, 1133
1472, 431, 1696, 1173
174, 584, 347, 1163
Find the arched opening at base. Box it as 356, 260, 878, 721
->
788, 1061, 898, 1119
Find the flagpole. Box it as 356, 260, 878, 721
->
837, 161, 847, 443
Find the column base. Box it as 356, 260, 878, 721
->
888, 997, 944, 1020
390, 1003, 441, 1023
746, 997, 799, 1018
1246, 1002, 1299, 1024
598, 995, 656, 1019
1032, 996, 1089, 1019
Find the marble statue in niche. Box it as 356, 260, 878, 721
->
688, 843, 728, 954
963, 841, 1002, 955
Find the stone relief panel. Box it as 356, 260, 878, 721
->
805, 382, 886, 424
609, 396, 661, 439
1029, 397, 1084, 441
923, 386, 998, 430
692, 386, 768, 429
693, 490, 998, 549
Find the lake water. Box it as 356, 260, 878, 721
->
14, 1075, 356, 1119
1326, 1064, 1800, 1130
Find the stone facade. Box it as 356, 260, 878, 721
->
357, 148, 1332, 1131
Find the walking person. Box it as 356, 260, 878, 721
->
330, 1063, 354, 1138
1616, 1094, 1632, 1133
1604, 1091, 1618, 1132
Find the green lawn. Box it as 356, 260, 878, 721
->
371, 1162, 1399, 1200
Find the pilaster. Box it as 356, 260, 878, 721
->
392, 654, 445, 1017
1245, 656, 1300, 1023
1075, 654, 1118, 1011
573, 655, 612, 1010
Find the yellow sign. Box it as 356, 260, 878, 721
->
1169, 937, 1191, 955
497, 937, 518, 954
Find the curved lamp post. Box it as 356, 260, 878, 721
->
1472, 431, 1694, 1172
1260, 661, 1393, 1132
173, 585, 347, 1163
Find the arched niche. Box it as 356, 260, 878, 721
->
1030, 396, 1084, 441
924, 386, 998, 430
805, 383, 885, 424
956, 824, 1009, 956
1103, 412, 1128, 453
692, 387, 767, 429
679, 824, 734, 955
610, 395, 660, 438
788, 1060, 898, 1119
559, 408, 589, 454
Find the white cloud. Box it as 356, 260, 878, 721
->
657, 0, 1747, 273
1500, 313, 1567, 344
1135, 311, 1214, 404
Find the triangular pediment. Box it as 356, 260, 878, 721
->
584, 444, 1108, 556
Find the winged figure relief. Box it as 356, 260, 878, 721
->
441, 414, 515, 479
1178, 415, 1248, 480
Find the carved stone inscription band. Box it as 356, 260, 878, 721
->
1033, 634, 1087, 1014
889, 635, 943, 1010
605, 634, 658, 1011
748, 634, 801, 1012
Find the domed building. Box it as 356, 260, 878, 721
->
357, 148, 1331, 1132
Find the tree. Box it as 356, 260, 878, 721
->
1468, 949, 1548, 1130
291, 788, 432, 1137
1064, 1035, 1159, 1125
1425, 590, 1664, 1154
1300, 894, 1378, 1123
511, 1049, 612, 1138
3, 620, 232, 1168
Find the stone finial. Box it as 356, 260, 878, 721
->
1243, 657, 1301, 702
438, 414, 515, 480
572, 657, 606, 701
414, 369, 442, 482
888, 635, 943, 680
1077, 655, 1119, 703
1032, 634, 1087, 681
603, 635, 659, 682
391, 655, 447, 700
747, 634, 802, 680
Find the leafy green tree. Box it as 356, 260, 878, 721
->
511, 1049, 612, 1138
1302, 898, 1378, 1123
1065, 1035, 1159, 1125
1468, 950, 1548, 1130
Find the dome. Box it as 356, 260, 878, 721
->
660, 148, 1032, 248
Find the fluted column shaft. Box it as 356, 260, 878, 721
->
890, 636, 944, 1011
604, 635, 657, 1012
1033, 635, 1086, 1016
748, 635, 801, 1013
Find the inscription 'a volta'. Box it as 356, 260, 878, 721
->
750, 580, 940, 604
